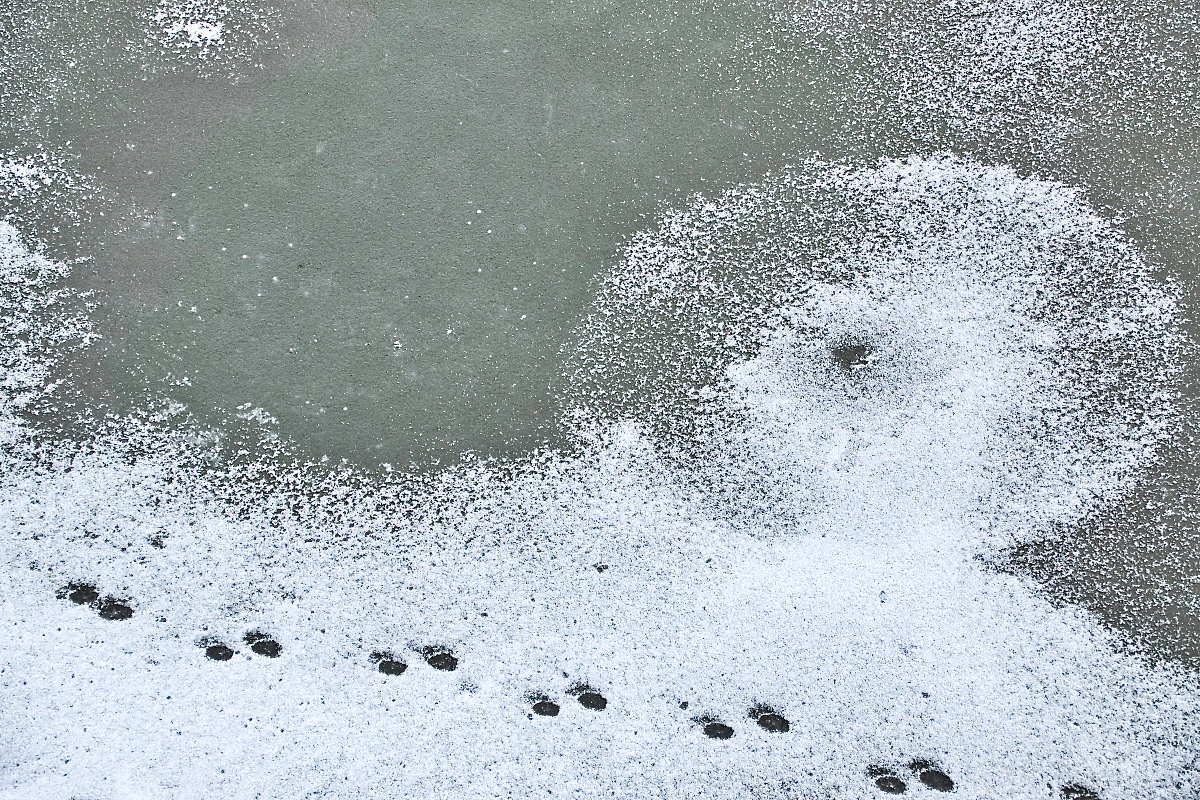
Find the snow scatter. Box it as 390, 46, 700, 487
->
145, 0, 279, 73
0, 221, 95, 450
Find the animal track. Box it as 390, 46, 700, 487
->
243, 631, 282, 658
48, 584, 1105, 798
908, 759, 955, 792
97, 598, 134, 620
57, 582, 133, 621
421, 646, 458, 671
205, 642, 234, 661
370, 651, 408, 675
869, 766, 908, 794
749, 704, 789, 733
61, 582, 99, 605
567, 684, 607, 711
700, 719, 729, 738
868, 761, 961, 794
529, 694, 561, 717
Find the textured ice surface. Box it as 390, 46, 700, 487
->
728, 0, 1200, 226
1, 0, 1198, 795
2, 158, 1198, 798
0, 0, 278, 244
738, 0, 1100, 155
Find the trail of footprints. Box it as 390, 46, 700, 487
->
58, 582, 1104, 798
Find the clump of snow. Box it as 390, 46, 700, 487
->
1, 157, 1197, 798
150, 0, 228, 51
1, 160, 61, 198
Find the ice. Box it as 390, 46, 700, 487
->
2, 157, 1197, 798
143, 0, 278, 74
2, 0, 1197, 792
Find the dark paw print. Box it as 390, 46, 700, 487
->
202, 641, 235, 661
243, 631, 282, 658
97, 597, 134, 620
57, 582, 133, 621
528, 694, 560, 717
59, 582, 99, 605
870, 760, 958, 794
908, 759, 955, 792
748, 704, 789, 733
421, 646, 458, 671
695, 715, 734, 740
868, 766, 907, 795
370, 651, 407, 675
568, 684, 607, 711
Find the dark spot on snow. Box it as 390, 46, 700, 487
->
378, 659, 407, 676
918, 769, 954, 792
907, 760, 954, 792
703, 721, 734, 739
244, 631, 282, 657
568, 684, 607, 710
869, 766, 907, 794
532, 700, 560, 716
205, 644, 234, 661
578, 692, 606, 710
422, 647, 458, 671
370, 651, 406, 674
59, 582, 99, 605
757, 713, 788, 732
831, 341, 873, 370
97, 597, 133, 620
749, 705, 789, 732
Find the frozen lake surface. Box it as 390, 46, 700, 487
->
1, 0, 1199, 797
